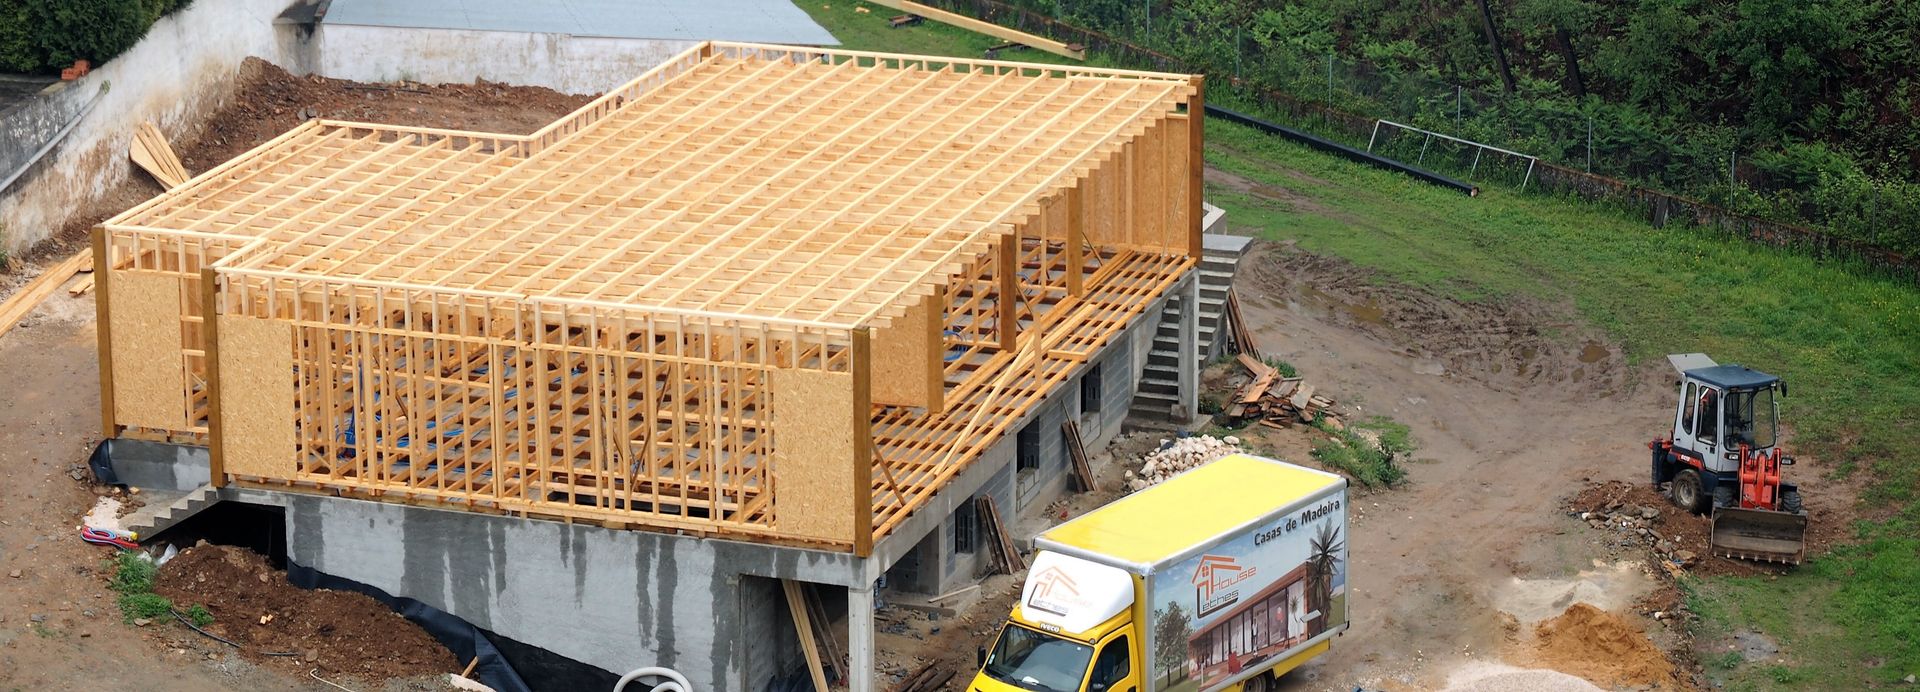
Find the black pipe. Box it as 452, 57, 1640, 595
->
1203, 105, 1479, 197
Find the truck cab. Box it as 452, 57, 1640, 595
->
971, 454, 1349, 692
974, 552, 1143, 692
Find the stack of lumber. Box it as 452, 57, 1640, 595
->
129, 122, 190, 190
1224, 289, 1260, 359
1224, 354, 1339, 429
891, 662, 956, 692
976, 496, 1025, 574
1124, 435, 1242, 491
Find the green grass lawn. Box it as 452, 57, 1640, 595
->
802, 4, 1920, 687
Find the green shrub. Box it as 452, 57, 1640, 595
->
1309, 416, 1411, 488
117, 592, 173, 622
184, 604, 213, 627
0, 0, 191, 73
1262, 358, 1298, 378
108, 551, 156, 594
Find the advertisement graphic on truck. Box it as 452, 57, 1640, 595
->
1150, 495, 1347, 690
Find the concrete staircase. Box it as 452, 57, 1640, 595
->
1130, 233, 1254, 421
120, 483, 219, 540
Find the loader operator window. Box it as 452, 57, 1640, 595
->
1696, 387, 1719, 444
1723, 388, 1776, 449
1680, 383, 1696, 435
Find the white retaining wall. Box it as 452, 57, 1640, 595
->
310, 25, 699, 95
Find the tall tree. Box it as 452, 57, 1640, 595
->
1476, 0, 1518, 94
1153, 602, 1193, 686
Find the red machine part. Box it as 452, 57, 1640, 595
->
1737, 444, 1783, 510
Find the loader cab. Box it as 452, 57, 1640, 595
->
1673, 365, 1782, 475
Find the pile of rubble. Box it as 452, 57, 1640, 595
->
1224, 355, 1340, 428
1125, 435, 1243, 491
1575, 503, 1698, 572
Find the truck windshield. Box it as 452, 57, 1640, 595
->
982, 624, 1093, 692
1723, 387, 1777, 449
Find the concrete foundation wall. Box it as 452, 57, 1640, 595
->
0, 0, 307, 254
310, 25, 698, 96
0, 80, 93, 194
259, 492, 865, 689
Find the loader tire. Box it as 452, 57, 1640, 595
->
1713, 485, 1734, 510
1782, 489, 1804, 514
1671, 469, 1707, 515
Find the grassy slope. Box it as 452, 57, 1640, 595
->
802, 3, 1920, 687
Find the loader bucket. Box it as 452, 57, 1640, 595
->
1710, 507, 1808, 565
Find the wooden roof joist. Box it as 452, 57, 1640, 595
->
104, 41, 1196, 333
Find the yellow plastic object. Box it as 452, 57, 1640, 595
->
1039, 453, 1342, 569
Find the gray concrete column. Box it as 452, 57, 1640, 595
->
849, 584, 876, 692
1176, 275, 1200, 422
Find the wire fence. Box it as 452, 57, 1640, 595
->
904, 0, 1920, 281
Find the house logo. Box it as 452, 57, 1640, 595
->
1191, 554, 1257, 618
1026, 565, 1082, 617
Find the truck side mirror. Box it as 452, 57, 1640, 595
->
977, 646, 987, 667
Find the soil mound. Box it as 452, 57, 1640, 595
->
1531, 603, 1677, 688
153, 544, 458, 681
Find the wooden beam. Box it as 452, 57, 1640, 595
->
996, 235, 1018, 351
201, 268, 226, 487
852, 327, 875, 558
1187, 75, 1205, 259
92, 227, 116, 437
1065, 186, 1084, 297
783, 580, 830, 692
0, 250, 88, 338
860, 0, 1086, 60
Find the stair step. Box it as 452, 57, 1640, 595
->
1131, 389, 1180, 404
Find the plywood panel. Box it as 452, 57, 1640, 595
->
770, 368, 857, 542
109, 271, 185, 429
218, 316, 296, 479
871, 291, 942, 412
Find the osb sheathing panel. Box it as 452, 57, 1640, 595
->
871, 292, 941, 412
770, 368, 856, 542
109, 271, 185, 430
217, 316, 295, 479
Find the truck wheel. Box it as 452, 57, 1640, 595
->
1243, 673, 1273, 692
1782, 489, 1804, 514
1671, 469, 1706, 515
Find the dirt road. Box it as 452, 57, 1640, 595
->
1228, 242, 1681, 690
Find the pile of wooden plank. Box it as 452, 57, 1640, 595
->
891, 661, 956, 692
1224, 354, 1339, 429
1223, 289, 1260, 359
977, 496, 1025, 574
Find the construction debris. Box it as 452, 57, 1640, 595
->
1126, 435, 1244, 491
977, 496, 1025, 574
1222, 354, 1339, 428
1061, 420, 1097, 492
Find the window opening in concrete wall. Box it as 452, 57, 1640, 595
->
953, 500, 978, 554
1081, 363, 1104, 414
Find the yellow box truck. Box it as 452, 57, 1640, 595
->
969, 453, 1349, 692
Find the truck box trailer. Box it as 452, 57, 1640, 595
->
970, 453, 1350, 692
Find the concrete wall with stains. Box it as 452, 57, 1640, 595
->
308, 25, 697, 96
271, 492, 863, 689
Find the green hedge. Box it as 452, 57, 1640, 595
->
0, 0, 191, 74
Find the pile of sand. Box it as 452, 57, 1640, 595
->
1529, 603, 1677, 688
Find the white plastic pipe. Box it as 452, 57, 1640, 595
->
614, 667, 691, 692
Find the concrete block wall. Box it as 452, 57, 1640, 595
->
308, 26, 699, 96
264, 493, 866, 691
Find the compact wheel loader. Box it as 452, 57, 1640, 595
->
1648, 354, 1808, 564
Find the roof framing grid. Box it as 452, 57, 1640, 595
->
96, 40, 1205, 553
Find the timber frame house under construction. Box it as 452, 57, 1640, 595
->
96, 41, 1204, 559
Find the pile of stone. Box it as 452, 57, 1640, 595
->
1124, 435, 1243, 491
1577, 504, 1698, 569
